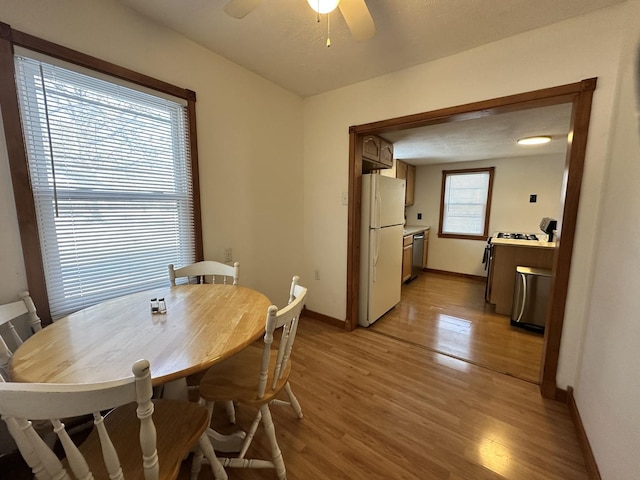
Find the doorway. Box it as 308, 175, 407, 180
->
345, 79, 597, 400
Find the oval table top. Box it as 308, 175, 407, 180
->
10, 285, 270, 386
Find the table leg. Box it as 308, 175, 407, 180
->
162, 378, 246, 452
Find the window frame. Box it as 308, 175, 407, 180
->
0, 24, 203, 323
438, 166, 495, 241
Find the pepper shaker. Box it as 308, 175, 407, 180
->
150, 297, 159, 313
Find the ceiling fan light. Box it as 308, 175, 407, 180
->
307, 0, 340, 14
517, 136, 552, 145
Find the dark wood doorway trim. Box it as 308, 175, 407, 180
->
346, 79, 597, 400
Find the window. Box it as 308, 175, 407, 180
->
438, 167, 494, 240
13, 54, 197, 318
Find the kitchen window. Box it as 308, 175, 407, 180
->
438, 167, 494, 240
9, 49, 199, 319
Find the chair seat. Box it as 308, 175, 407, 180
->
199, 345, 292, 406
69, 399, 208, 480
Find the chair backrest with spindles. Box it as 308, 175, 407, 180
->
168, 260, 240, 286
0, 292, 42, 380
258, 277, 307, 399
0, 359, 158, 480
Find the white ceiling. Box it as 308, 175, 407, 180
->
117, 0, 623, 98
384, 103, 574, 165
115, 0, 616, 164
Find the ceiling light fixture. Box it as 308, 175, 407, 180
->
307, 0, 340, 14
308, 0, 341, 47
517, 136, 552, 145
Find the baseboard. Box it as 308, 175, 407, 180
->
424, 268, 486, 282
555, 387, 568, 403
567, 386, 602, 480
302, 308, 345, 329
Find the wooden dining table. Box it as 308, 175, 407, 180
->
10, 284, 270, 385
10, 284, 271, 451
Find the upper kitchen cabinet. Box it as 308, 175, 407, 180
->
381, 158, 415, 206
362, 135, 393, 169
405, 163, 415, 206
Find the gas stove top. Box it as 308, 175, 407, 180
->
495, 232, 540, 241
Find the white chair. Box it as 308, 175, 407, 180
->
168, 260, 240, 286
223, 276, 305, 425
0, 359, 228, 480
0, 292, 42, 380
192, 277, 308, 480
269, 276, 305, 419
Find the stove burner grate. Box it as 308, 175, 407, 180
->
496, 232, 539, 241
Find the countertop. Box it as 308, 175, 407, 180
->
403, 225, 430, 236
490, 237, 556, 249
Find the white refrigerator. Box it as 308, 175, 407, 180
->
359, 174, 405, 327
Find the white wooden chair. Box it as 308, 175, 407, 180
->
223, 276, 305, 425
0, 359, 228, 480
269, 276, 304, 419
168, 260, 240, 286
192, 277, 308, 480
0, 292, 42, 381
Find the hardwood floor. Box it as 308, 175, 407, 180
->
181, 318, 587, 480
3, 274, 577, 479
371, 271, 544, 383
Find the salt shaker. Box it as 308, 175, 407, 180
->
158, 298, 166, 314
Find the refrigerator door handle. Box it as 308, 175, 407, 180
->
372, 229, 379, 282
374, 191, 382, 229
515, 273, 527, 322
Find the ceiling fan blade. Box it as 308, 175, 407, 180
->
224, 0, 264, 19
338, 0, 376, 41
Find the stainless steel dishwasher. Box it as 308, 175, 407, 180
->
511, 266, 552, 333
410, 232, 424, 281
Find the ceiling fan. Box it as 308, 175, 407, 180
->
223, 0, 376, 41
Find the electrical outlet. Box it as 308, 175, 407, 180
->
529, 194, 537, 203
341, 191, 348, 205
223, 248, 232, 263
417, 213, 422, 220
314, 270, 320, 280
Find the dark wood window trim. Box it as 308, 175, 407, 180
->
438, 167, 495, 241
0, 22, 203, 323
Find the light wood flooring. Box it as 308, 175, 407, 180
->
181, 318, 587, 480
371, 271, 545, 384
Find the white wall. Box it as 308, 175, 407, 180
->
0, 0, 305, 307
302, 3, 626, 392
574, 0, 640, 477
405, 154, 565, 276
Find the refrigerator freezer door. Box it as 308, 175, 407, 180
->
365, 224, 403, 325
365, 174, 406, 228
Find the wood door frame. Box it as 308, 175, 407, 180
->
346, 79, 597, 400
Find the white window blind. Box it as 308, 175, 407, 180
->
14, 55, 196, 318
442, 170, 492, 236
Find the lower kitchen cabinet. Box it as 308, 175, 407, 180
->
488, 244, 554, 315
422, 229, 429, 268
402, 235, 413, 283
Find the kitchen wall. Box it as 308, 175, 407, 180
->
574, 0, 640, 476
302, 3, 625, 394
0, 0, 305, 308
405, 154, 566, 276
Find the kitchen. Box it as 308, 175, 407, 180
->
358, 102, 570, 383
